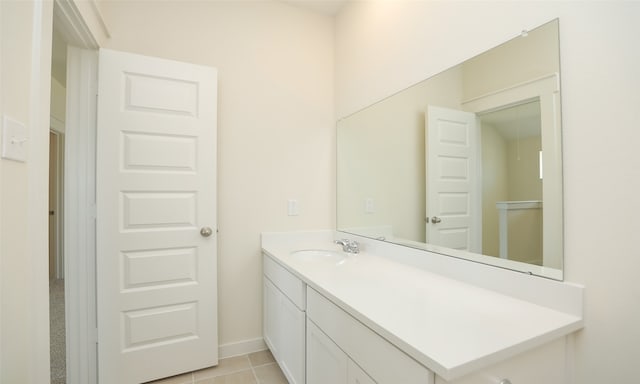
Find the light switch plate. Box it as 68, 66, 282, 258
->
2, 116, 28, 162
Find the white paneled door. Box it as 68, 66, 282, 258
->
426, 106, 480, 253
96, 49, 218, 384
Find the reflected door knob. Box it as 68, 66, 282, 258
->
200, 227, 213, 237
431, 216, 442, 224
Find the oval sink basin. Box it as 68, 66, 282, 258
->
290, 249, 347, 263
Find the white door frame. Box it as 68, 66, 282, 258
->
64, 46, 98, 384
53, 1, 101, 383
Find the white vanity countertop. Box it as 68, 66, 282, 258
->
261, 231, 584, 381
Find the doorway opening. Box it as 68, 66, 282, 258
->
49, 131, 65, 384
49, 20, 67, 384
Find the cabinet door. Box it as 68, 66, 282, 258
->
264, 277, 306, 384
278, 289, 306, 384
307, 287, 434, 384
348, 359, 377, 384
307, 319, 348, 384
263, 278, 280, 357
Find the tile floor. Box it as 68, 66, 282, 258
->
147, 350, 288, 384
49, 279, 66, 384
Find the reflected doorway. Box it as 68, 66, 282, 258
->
479, 100, 543, 265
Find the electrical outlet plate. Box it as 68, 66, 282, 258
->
288, 199, 299, 216
365, 198, 375, 214
2, 116, 28, 162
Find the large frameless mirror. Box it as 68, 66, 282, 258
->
337, 19, 563, 279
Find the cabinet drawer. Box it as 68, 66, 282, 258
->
263, 254, 306, 310
307, 288, 434, 384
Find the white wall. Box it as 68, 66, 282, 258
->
50, 77, 66, 124
335, 2, 640, 382
0, 1, 53, 382
97, 1, 335, 352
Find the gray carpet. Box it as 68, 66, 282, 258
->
50, 278, 66, 384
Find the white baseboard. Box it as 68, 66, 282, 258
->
219, 337, 268, 359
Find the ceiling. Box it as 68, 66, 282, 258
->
479, 100, 541, 140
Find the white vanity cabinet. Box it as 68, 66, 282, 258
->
306, 287, 435, 384
306, 318, 377, 384
263, 254, 306, 384
435, 337, 566, 384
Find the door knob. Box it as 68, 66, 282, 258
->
431, 216, 442, 224
200, 227, 213, 237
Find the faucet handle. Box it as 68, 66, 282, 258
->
335, 238, 359, 253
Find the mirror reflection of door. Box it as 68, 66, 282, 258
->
425, 106, 481, 253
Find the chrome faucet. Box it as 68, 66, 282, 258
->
335, 239, 359, 254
